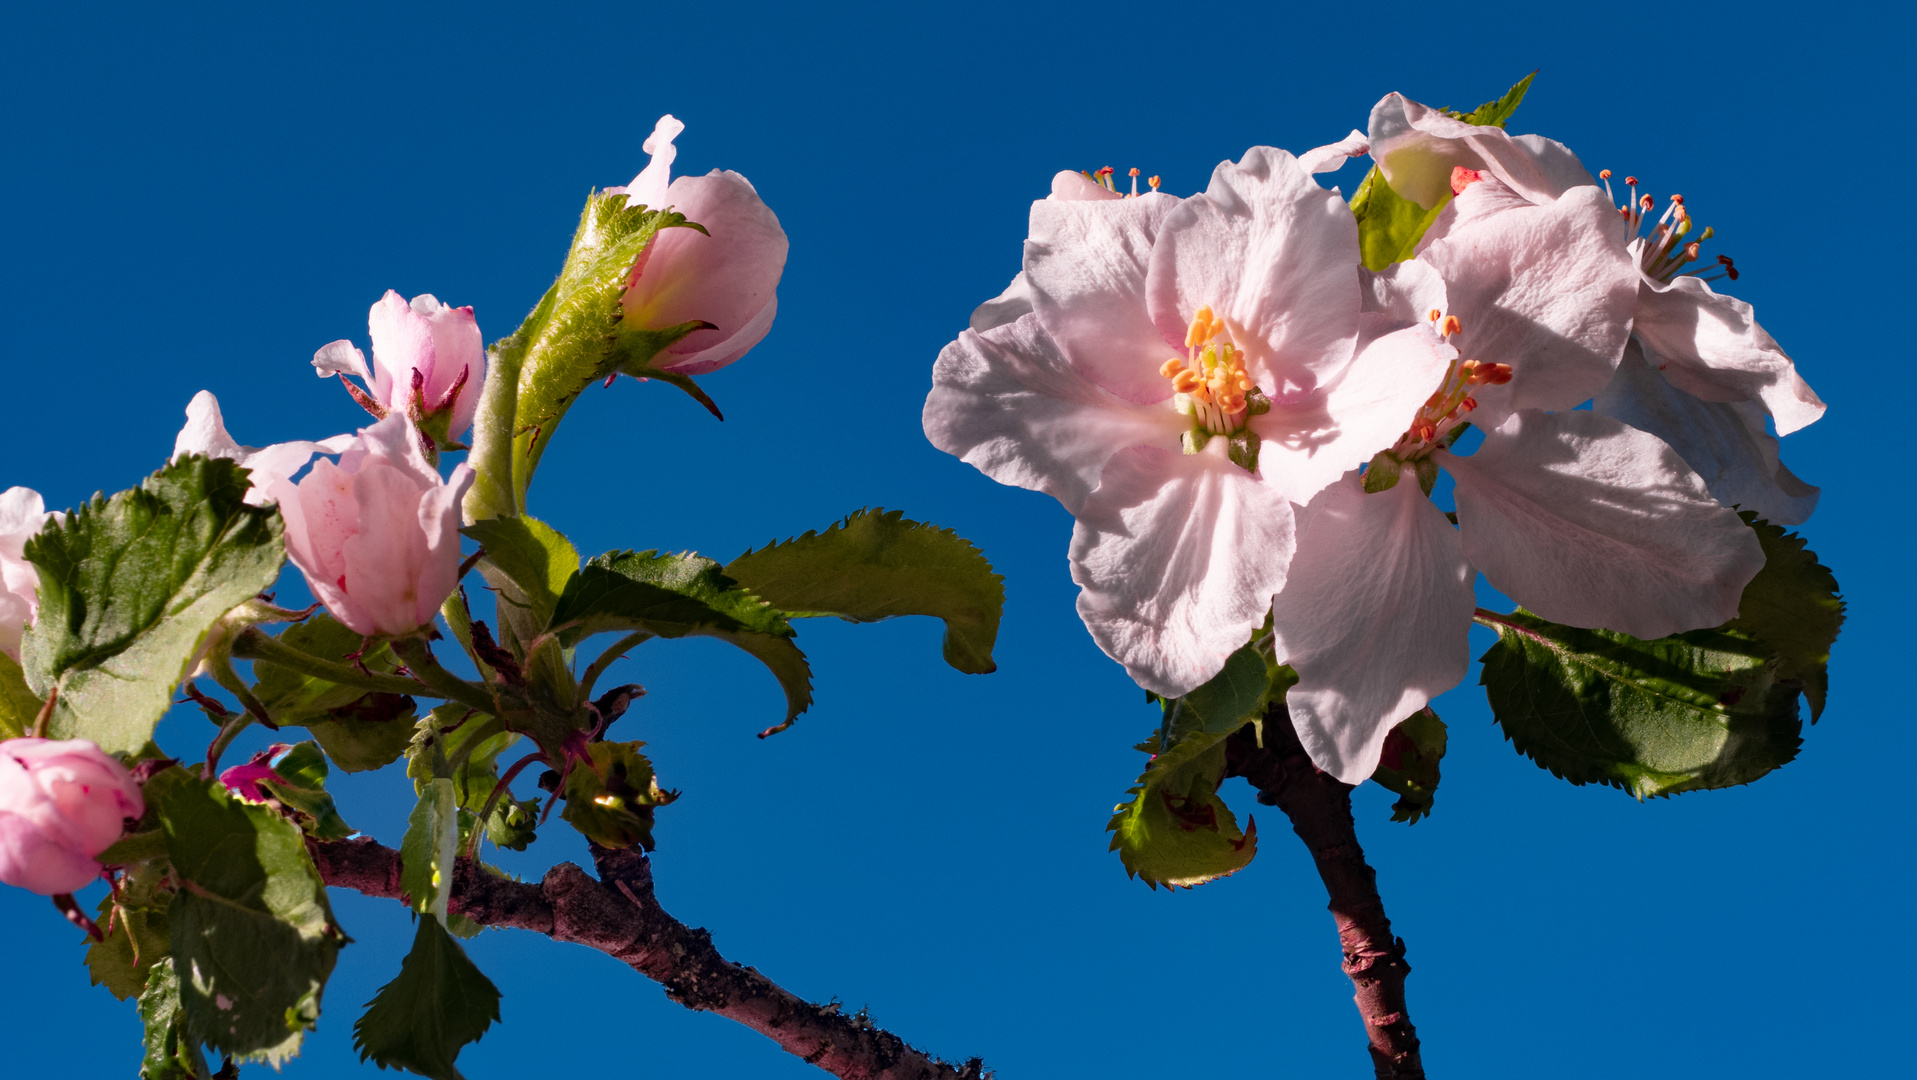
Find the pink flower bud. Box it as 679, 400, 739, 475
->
0, 738, 144, 895
272, 413, 476, 637
313, 291, 486, 443
0, 487, 61, 662
610, 115, 789, 376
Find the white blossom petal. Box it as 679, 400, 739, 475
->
924, 314, 1176, 516
1594, 343, 1819, 525
311, 340, 372, 382
1358, 259, 1448, 326
1631, 271, 1826, 436
1025, 191, 1182, 404
1299, 129, 1369, 175
1271, 472, 1475, 784
1146, 146, 1359, 391
1367, 93, 1594, 209
970, 272, 1034, 333
1070, 445, 1295, 697
1446, 410, 1765, 639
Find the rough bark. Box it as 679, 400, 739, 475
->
310, 837, 986, 1080
1224, 708, 1424, 1080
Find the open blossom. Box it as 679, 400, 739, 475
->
926, 149, 1454, 697
0, 488, 60, 662
608, 114, 788, 375
1367, 93, 1823, 524
0, 738, 143, 895
172, 391, 352, 506
313, 291, 485, 447
270, 413, 474, 637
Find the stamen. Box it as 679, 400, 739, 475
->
1427, 309, 1442, 323
1160, 358, 1185, 378
1129, 167, 1140, 196
1440, 315, 1462, 338
1148, 175, 1162, 190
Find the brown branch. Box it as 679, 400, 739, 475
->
1224, 707, 1424, 1080
309, 837, 985, 1080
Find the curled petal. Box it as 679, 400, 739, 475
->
1025, 190, 1182, 404
970, 272, 1034, 334
1416, 185, 1636, 429
613, 114, 686, 211
1631, 272, 1825, 436
1272, 473, 1474, 784
1070, 445, 1295, 697
1367, 93, 1594, 209
312, 340, 371, 381
1049, 169, 1124, 202
924, 314, 1176, 516
1595, 343, 1818, 525
172, 392, 349, 507
625, 170, 789, 375
1298, 129, 1369, 175
1446, 410, 1765, 639
1146, 146, 1359, 390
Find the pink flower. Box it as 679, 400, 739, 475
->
270, 413, 475, 638
0, 488, 61, 662
172, 391, 352, 507
609, 115, 789, 376
313, 292, 486, 448
218, 762, 284, 803
0, 737, 143, 895
926, 149, 1454, 697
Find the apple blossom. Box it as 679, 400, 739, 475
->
270, 413, 475, 638
608, 114, 788, 375
927, 148, 1454, 697
314, 291, 485, 450
0, 737, 143, 896
0, 487, 60, 662
172, 390, 352, 507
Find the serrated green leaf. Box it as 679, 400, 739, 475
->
460, 516, 579, 633
21, 456, 284, 753
1479, 610, 1802, 798
402, 777, 460, 921
1727, 514, 1843, 720
1445, 71, 1536, 127
552, 550, 811, 723
722, 508, 1005, 675
464, 193, 710, 520
256, 742, 354, 841
1106, 730, 1256, 890
353, 915, 501, 1080
1177, 646, 1273, 735
0, 650, 43, 738
90, 893, 173, 1001
561, 740, 672, 851
410, 706, 535, 854
140, 962, 211, 1080
147, 767, 344, 1067
1369, 707, 1446, 824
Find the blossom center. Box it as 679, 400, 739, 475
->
1159, 306, 1271, 470
1366, 313, 1510, 494
1600, 170, 1739, 284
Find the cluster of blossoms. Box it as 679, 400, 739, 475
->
926, 92, 1820, 783
0, 115, 785, 897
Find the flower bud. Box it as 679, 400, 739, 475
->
271, 413, 475, 638
610, 115, 789, 376
0, 487, 61, 662
313, 292, 485, 450
0, 738, 144, 895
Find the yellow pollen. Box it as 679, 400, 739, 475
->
1186, 306, 1217, 348
1440, 315, 1462, 338
1160, 358, 1186, 378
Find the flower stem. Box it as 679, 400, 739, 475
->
578, 631, 649, 703
388, 636, 499, 716
230, 627, 432, 699
1225, 708, 1424, 1079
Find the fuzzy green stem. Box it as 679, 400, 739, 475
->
389, 637, 498, 716
231, 627, 431, 699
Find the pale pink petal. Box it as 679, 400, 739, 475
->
410, 297, 485, 435
276, 462, 360, 632
1631, 272, 1825, 436
1049, 170, 1123, 202
366, 290, 431, 406
614, 114, 686, 211
1358, 259, 1448, 326
1146, 146, 1359, 391
1367, 93, 1594, 209
352, 412, 442, 491
1069, 445, 1296, 697
624, 170, 788, 375
924, 313, 1179, 516
1024, 191, 1182, 404
1251, 321, 1453, 505
1414, 173, 1535, 249
1271, 472, 1475, 784
311, 340, 372, 382
172, 391, 246, 461
969, 272, 1034, 333
0, 812, 100, 894
341, 464, 433, 636
1298, 130, 1369, 175
1594, 342, 1819, 525
1416, 185, 1636, 430
0, 488, 50, 659
410, 464, 474, 629
1446, 410, 1765, 639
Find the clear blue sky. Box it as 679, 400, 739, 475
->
2, 2, 1909, 1077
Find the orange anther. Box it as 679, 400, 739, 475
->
1482, 363, 1513, 385
1671, 194, 1684, 205
1599, 169, 1612, 179
1461, 396, 1477, 411
1450, 166, 1486, 195
1640, 194, 1655, 211
1428, 309, 1442, 323
1160, 358, 1187, 379
1625, 176, 1638, 185
1173, 369, 1204, 394
1440, 315, 1462, 338
1186, 306, 1216, 348
1148, 175, 1162, 189
1129, 167, 1140, 177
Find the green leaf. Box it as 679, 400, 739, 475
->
561, 740, 674, 851
1106, 729, 1256, 890
1445, 71, 1537, 128
90, 892, 173, 1001
352, 915, 501, 1080
1349, 166, 1447, 271
1369, 707, 1447, 824
552, 550, 812, 723
1478, 610, 1802, 798
464, 192, 711, 519
0, 650, 43, 738
722, 508, 1005, 675
256, 742, 354, 841
252, 614, 401, 724
401, 777, 460, 920
1727, 513, 1843, 720
409, 706, 536, 854
140, 962, 212, 1080
21, 456, 285, 754
460, 516, 579, 633
1176, 645, 1274, 735
306, 691, 419, 773
147, 767, 345, 1066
